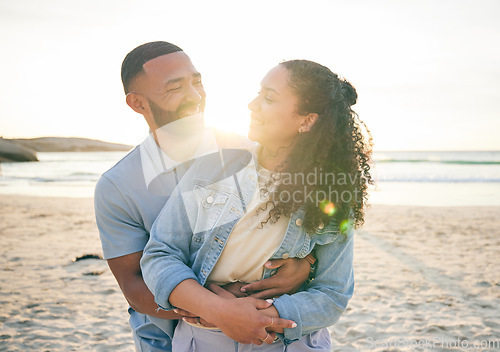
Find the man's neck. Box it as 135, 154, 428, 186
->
152, 130, 203, 163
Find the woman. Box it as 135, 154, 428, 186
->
141, 60, 372, 350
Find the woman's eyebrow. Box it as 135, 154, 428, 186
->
262, 87, 280, 95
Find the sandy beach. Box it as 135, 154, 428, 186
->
0, 195, 498, 351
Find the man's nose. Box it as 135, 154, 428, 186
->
184, 83, 203, 103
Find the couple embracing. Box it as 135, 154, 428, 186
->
95, 41, 372, 351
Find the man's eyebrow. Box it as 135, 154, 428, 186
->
165, 77, 183, 86
165, 73, 201, 86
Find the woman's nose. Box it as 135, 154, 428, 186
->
248, 96, 259, 111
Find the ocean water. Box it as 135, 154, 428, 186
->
0, 152, 130, 198
370, 151, 500, 206
1, 150, 499, 206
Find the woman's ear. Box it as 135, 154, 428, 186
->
126, 93, 148, 115
299, 113, 319, 133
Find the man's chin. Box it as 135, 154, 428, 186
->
177, 109, 204, 120
155, 112, 205, 139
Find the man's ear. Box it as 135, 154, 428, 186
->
126, 93, 148, 114
299, 113, 319, 133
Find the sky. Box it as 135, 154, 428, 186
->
0, 0, 499, 151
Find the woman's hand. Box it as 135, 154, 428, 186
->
259, 304, 284, 334
174, 283, 238, 328
202, 284, 295, 344
176, 285, 291, 341
206, 295, 294, 344
240, 258, 311, 299
169, 280, 296, 343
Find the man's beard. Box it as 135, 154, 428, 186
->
148, 99, 205, 128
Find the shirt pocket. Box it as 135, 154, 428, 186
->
313, 224, 341, 245
192, 180, 232, 237
294, 225, 341, 258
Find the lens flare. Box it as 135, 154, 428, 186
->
320, 200, 336, 216
340, 219, 351, 233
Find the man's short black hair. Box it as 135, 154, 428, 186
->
121, 41, 183, 94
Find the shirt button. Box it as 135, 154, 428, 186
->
206, 195, 214, 204
295, 218, 303, 227
282, 253, 290, 259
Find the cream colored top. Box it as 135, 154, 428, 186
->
207, 165, 289, 285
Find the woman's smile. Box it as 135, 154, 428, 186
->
250, 114, 265, 127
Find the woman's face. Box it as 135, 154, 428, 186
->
248, 65, 304, 151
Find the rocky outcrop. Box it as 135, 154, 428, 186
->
0, 138, 38, 162
13, 137, 133, 152
0, 137, 133, 162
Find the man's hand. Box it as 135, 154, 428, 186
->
174, 308, 216, 328
220, 282, 249, 298
240, 258, 311, 299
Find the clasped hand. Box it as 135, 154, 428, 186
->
174, 257, 309, 343
175, 284, 295, 344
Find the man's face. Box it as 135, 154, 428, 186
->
132, 51, 206, 128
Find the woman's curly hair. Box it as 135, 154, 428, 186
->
264, 60, 373, 233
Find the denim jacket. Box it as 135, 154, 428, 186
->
141, 148, 354, 343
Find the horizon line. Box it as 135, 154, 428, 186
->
2, 136, 499, 153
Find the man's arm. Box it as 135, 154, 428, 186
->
238, 256, 314, 299
94, 175, 178, 319
107, 252, 312, 322
107, 251, 181, 320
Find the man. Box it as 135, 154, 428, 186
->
94, 41, 313, 351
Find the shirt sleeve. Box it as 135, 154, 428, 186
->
94, 175, 149, 259
272, 226, 354, 342
140, 188, 199, 311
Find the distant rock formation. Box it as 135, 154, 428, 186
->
13, 137, 133, 152
0, 137, 133, 162
0, 138, 38, 162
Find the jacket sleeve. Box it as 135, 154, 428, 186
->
272, 226, 354, 342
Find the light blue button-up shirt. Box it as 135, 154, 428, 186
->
141, 148, 354, 343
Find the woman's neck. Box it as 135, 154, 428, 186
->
258, 145, 290, 171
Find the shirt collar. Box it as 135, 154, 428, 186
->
139, 128, 219, 188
